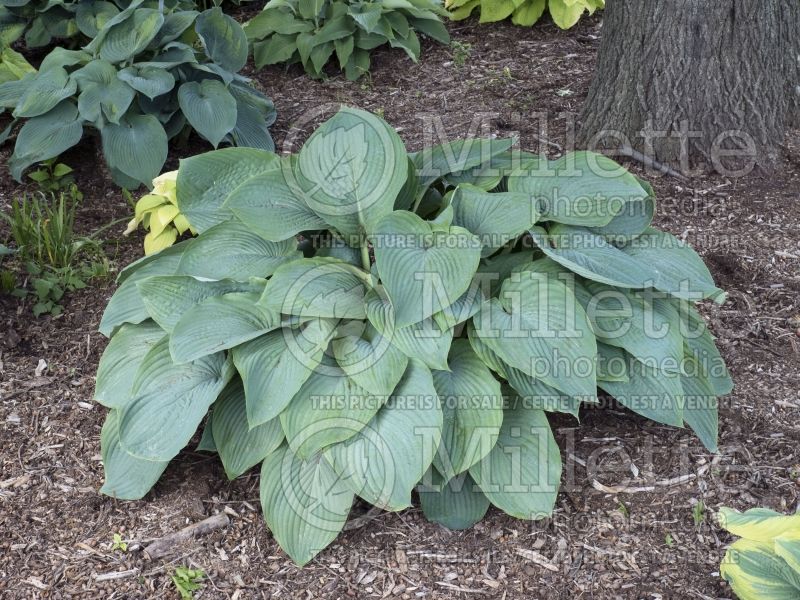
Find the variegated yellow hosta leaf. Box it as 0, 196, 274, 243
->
718, 507, 800, 543
775, 530, 800, 574
126, 170, 192, 254
720, 538, 800, 600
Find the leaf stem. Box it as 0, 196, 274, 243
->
361, 243, 371, 272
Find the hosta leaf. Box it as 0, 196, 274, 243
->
170, 292, 282, 363
227, 82, 276, 151
138, 275, 259, 332
373, 210, 482, 327
718, 507, 800, 543
418, 468, 490, 530
178, 80, 237, 148
177, 147, 281, 232
211, 379, 284, 479
95, 321, 166, 409
332, 323, 409, 396
195, 7, 248, 72
258, 257, 371, 320
508, 152, 646, 226
720, 539, 800, 600
176, 220, 301, 280
99, 9, 165, 63
259, 445, 354, 566
512, 0, 546, 26
469, 402, 561, 520
680, 360, 718, 452
296, 106, 407, 240
231, 320, 336, 427
118, 337, 233, 461
598, 355, 684, 427
76, 0, 120, 37
324, 359, 443, 511
549, 0, 588, 28
775, 531, 800, 577
196, 420, 217, 452
100, 410, 169, 500
72, 60, 135, 125
472, 269, 597, 399
365, 287, 453, 371
411, 137, 514, 194
101, 113, 168, 187
280, 362, 379, 460
431, 340, 503, 478
683, 323, 733, 397
99, 242, 190, 336
117, 66, 175, 100
451, 183, 540, 251
9, 100, 83, 182
530, 225, 724, 302
589, 194, 655, 242
13, 67, 77, 118
224, 164, 326, 241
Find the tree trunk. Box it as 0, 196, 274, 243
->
578, 0, 800, 174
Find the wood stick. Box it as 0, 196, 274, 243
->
144, 513, 230, 560
618, 145, 689, 181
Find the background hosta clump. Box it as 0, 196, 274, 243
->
245, 0, 450, 80
446, 0, 604, 28
94, 106, 732, 566
0, 4, 275, 188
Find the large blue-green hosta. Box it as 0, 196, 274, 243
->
94, 106, 732, 566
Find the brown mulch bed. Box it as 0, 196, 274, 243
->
1, 9, 799, 599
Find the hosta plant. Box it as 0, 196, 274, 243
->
244, 0, 450, 80
125, 170, 197, 254
0, 4, 276, 188
0, 47, 34, 85
446, 0, 604, 28
718, 507, 800, 599
94, 106, 732, 566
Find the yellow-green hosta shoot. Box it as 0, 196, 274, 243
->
125, 171, 196, 255
95, 106, 731, 567
446, 0, 604, 28
718, 507, 800, 599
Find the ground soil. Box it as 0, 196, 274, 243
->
1, 8, 799, 600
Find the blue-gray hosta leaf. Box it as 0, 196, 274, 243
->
431, 339, 503, 478
258, 257, 371, 320
99, 242, 191, 337
417, 468, 489, 531
118, 338, 234, 461
100, 410, 169, 500
9, 100, 83, 182
682, 325, 733, 397
507, 151, 646, 227
598, 353, 684, 427
227, 82, 276, 151
176, 220, 301, 280
589, 193, 655, 242
177, 147, 281, 232
296, 106, 407, 241
94, 321, 166, 409
117, 65, 175, 100
451, 183, 541, 252
323, 359, 443, 511
72, 59, 135, 125
232, 319, 337, 427
280, 361, 379, 460
13, 67, 77, 118
178, 80, 237, 148
410, 137, 514, 197
331, 323, 408, 397
472, 269, 597, 399
224, 162, 326, 242
680, 358, 718, 453
211, 379, 284, 479
372, 210, 482, 327
170, 292, 281, 363
101, 113, 168, 187
140, 276, 259, 333
99, 8, 164, 63
364, 287, 453, 371
259, 445, 354, 566
530, 225, 724, 302
152, 10, 198, 46
84, 0, 145, 54
195, 7, 248, 73
468, 401, 561, 520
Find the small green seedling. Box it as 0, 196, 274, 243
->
111, 533, 127, 552
451, 40, 472, 67
665, 533, 674, 547
692, 501, 706, 527
27, 159, 82, 200
171, 567, 205, 600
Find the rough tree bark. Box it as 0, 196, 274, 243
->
578, 0, 800, 173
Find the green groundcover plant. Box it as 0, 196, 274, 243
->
446, 0, 604, 28
94, 106, 732, 566
0, 3, 276, 188
245, 0, 450, 80
717, 507, 800, 599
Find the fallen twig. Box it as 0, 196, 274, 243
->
144, 513, 230, 560
618, 145, 689, 181
95, 569, 139, 582
592, 473, 696, 494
